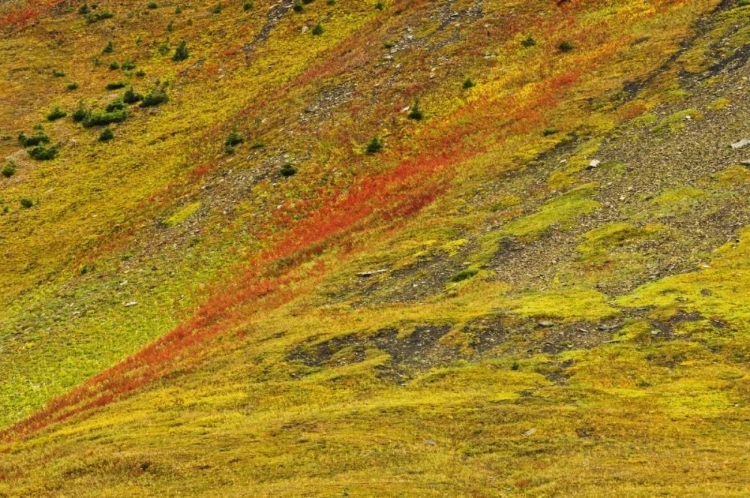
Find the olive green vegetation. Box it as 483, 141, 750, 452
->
3, 0, 750, 495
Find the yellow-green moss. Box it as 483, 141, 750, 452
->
501, 184, 600, 241
164, 201, 201, 227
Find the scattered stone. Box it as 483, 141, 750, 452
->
731, 139, 750, 149
537, 321, 555, 328
425, 439, 437, 446
740, 160, 750, 166
587, 159, 601, 170
125, 301, 138, 307
522, 428, 536, 437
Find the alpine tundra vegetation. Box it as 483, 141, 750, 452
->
2, 0, 750, 495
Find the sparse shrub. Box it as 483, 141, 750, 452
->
46, 107, 67, 121
135, 69, 146, 78
28, 144, 58, 161
462, 78, 475, 89
407, 101, 423, 120
211, 3, 222, 13
105, 81, 126, 90
311, 22, 324, 36
20, 198, 33, 208
375, 2, 384, 10
2, 161, 16, 178
82, 109, 127, 127
543, 127, 558, 136
175, 5, 182, 13
250, 142, 265, 149
450, 267, 479, 282
521, 34, 536, 47
66, 82, 79, 90
93, 57, 101, 67
366, 136, 383, 155
18, 130, 50, 147
280, 162, 297, 177
102, 40, 114, 53
121, 60, 136, 70
511, 361, 520, 371
302, 0, 313, 3
140, 89, 169, 107
243, 1, 253, 10
158, 39, 170, 55
98, 128, 114, 141
123, 87, 143, 104
167, 20, 174, 32
558, 40, 574, 52
225, 129, 243, 148
147, 1, 158, 8
109, 61, 120, 70
383, 41, 394, 49
292, 1, 303, 12
86, 11, 114, 23
78, 3, 90, 14
72, 102, 89, 122
173, 40, 189, 61
105, 99, 125, 112
326, 0, 335, 4
51, 69, 65, 77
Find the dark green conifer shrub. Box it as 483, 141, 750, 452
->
123, 87, 143, 104
18, 130, 50, 147
28, 144, 58, 161
173, 40, 189, 61
72, 102, 90, 122
86, 11, 114, 23
521, 34, 536, 47
82, 110, 127, 127
280, 163, 297, 177
98, 128, 114, 141
105, 99, 125, 112
139, 89, 169, 107
46, 107, 67, 121
366, 136, 383, 155
408, 101, 423, 120
2, 161, 16, 178
558, 40, 574, 52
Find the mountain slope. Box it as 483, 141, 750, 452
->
3, 0, 750, 495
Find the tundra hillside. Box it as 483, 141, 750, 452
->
2, 0, 750, 495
